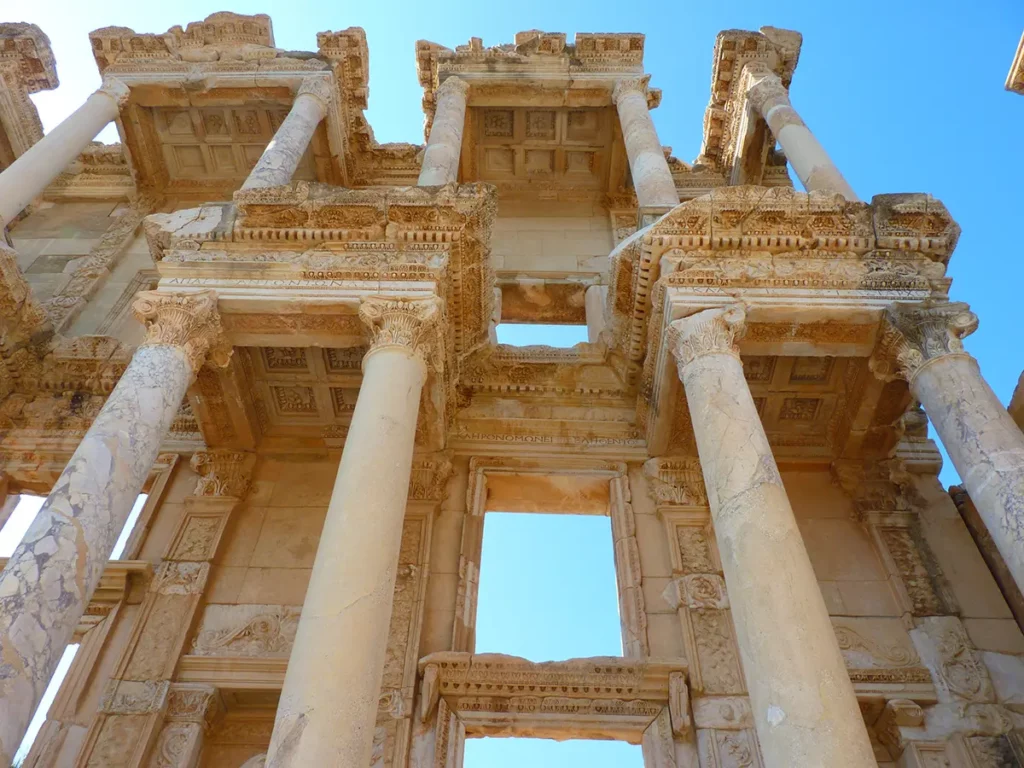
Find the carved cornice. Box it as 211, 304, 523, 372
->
698, 26, 801, 171
642, 457, 708, 507
875, 301, 978, 384
667, 305, 746, 372
133, 290, 232, 374
190, 450, 256, 498
0, 23, 58, 93
359, 296, 442, 360
1007, 31, 1024, 94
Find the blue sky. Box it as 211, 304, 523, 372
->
15, 1, 1024, 764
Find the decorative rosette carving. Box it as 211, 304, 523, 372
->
132, 290, 232, 374
667, 304, 746, 372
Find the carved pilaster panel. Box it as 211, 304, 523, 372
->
697, 727, 764, 768
911, 616, 994, 704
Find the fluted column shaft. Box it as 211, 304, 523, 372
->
745, 69, 858, 201
670, 306, 875, 768
884, 301, 1024, 591
613, 76, 679, 209
0, 291, 227, 765
266, 297, 439, 768
241, 76, 331, 190
0, 79, 127, 229
418, 77, 469, 186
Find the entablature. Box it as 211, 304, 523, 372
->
610, 186, 958, 462
0, 22, 58, 170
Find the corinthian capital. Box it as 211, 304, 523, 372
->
667, 305, 746, 372
743, 67, 792, 118
436, 76, 470, 101
612, 74, 651, 105
97, 77, 130, 109
359, 296, 441, 359
297, 75, 333, 112
132, 290, 232, 374
876, 301, 978, 383
190, 450, 256, 498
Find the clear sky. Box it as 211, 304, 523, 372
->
11, 1, 1024, 764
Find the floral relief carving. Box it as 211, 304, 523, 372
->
190, 450, 256, 498
832, 620, 916, 668
191, 605, 300, 656
691, 609, 744, 694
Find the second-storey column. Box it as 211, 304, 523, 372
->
882, 301, 1024, 592
669, 305, 875, 768
0, 291, 228, 765
418, 77, 469, 186
0, 78, 128, 229
266, 296, 440, 768
613, 75, 679, 209
241, 76, 331, 190
744, 67, 858, 201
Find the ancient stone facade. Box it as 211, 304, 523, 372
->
0, 14, 1022, 768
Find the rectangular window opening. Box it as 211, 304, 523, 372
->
0, 493, 148, 560
12, 642, 79, 766
476, 511, 622, 661
495, 323, 588, 348
464, 737, 643, 767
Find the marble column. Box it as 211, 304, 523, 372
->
0, 291, 228, 765
745, 67, 858, 201
241, 76, 331, 190
0, 78, 128, 229
882, 301, 1024, 592
418, 77, 469, 186
585, 285, 608, 344
266, 296, 440, 768
612, 76, 679, 209
668, 305, 876, 768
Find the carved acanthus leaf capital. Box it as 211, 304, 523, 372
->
190, 450, 256, 498
166, 683, 224, 729
743, 66, 790, 116
612, 74, 651, 105
876, 301, 978, 383
436, 76, 470, 101
642, 457, 708, 507
358, 296, 441, 359
97, 77, 130, 109
297, 74, 333, 112
132, 290, 232, 374
667, 304, 746, 372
